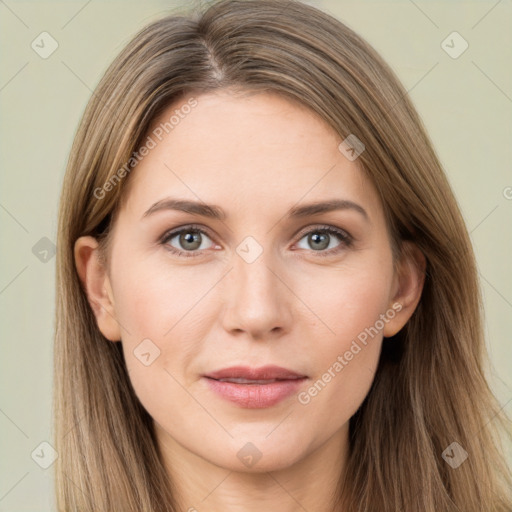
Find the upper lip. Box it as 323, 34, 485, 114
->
204, 365, 307, 380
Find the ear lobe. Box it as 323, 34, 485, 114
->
74, 236, 121, 342
383, 241, 426, 338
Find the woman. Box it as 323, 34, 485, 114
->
54, 0, 512, 510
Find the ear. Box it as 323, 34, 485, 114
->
383, 241, 426, 337
74, 236, 121, 342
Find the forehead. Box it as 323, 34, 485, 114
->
119, 90, 380, 221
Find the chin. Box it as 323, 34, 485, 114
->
208, 433, 310, 473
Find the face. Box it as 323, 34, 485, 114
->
76, 90, 422, 474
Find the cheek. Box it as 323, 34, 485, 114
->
296, 253, 393, 344
111, 253, 221, 341
109, 255, 221, 406
293, 257, 393, 422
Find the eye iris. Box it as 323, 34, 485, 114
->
180, 231, 202, 250
309, 232, 329, 250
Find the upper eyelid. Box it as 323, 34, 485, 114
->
294, 224, 351, 239
161, 224, 214, 240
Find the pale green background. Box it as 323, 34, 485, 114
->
1, 0, 511, 510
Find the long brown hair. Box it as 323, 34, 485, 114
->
54, 1, 512, 510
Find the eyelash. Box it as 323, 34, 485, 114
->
159, 223, 353, 258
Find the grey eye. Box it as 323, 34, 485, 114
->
296, 230, 343, 251
165, 229, 214, 252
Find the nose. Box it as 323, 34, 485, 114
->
220, 247, 294, 341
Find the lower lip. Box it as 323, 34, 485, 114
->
203, 377, 307, 408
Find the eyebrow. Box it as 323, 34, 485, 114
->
142, 197, 369, 222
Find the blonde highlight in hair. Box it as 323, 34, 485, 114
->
54, 1, 512, 510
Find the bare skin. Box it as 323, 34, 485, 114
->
75, 90, 425, 512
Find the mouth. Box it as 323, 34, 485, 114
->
204, 364, 307, 381
202, 365, 308, 408
211, 377, 302, 384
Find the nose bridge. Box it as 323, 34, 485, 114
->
221, 241, 292, 338
235, 251, 275, 301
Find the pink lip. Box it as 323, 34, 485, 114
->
205, 365, 306, 381
203, 365, 308, 409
